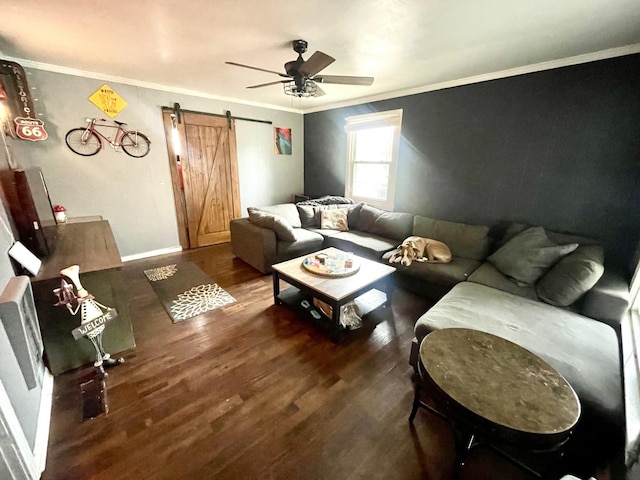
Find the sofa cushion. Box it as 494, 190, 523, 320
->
580, 271, 631, 331
367, 211, 414, 241
468, 262, 540, 301
298, 203, 363, 228
247, 208, 296, 241
412, 216, 490, 260
488, 227, 578, 286
324, 231, 397, 260
320, 209, 349, 231
356, 204, 384, 231
497, 222, 599, 250
413, 282, 623, 453
254, 203, 302, 228
382, 253, 481, 288
275, 228, 324, 261
536, 245, 605, 307
297, 205, 317, 227
347, 202, 364, 227
305, 227, 343, 238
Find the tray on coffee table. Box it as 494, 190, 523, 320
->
301, 253, 360, 278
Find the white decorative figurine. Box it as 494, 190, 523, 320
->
53, 264, 124, 372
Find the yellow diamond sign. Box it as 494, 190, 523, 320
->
88, 83, 127, 118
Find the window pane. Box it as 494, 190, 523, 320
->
352, 163, 389, 200
354, 127, 394, 163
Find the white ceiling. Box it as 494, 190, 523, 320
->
1, 0, 639, 113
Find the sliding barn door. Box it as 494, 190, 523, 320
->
163, 110, 241, 248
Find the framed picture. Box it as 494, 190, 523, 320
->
274, 127, 292, 155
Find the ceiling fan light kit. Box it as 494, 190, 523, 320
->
226, 39, 374, 98
284, 79, 318, 98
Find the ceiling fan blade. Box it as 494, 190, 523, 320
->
247, 80, 289, 89
298, 51, 335, 77
314, 75, 374, 86
225, 62, 290, 78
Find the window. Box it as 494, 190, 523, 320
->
632, 260, 640, 313
344, 109, 402, 211
623, 261, 640, 466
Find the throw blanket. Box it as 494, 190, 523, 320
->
388, 236, 452, 266
296, 195, 354, 206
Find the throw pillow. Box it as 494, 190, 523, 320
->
536, 245, 605, 306
247, 208, 296, 241
368, 211, 414, 240
488, 226, 578, 286
313, 204, 342, 226
254, 203, 302, 228
347, 202, 364, 227
320, 209, 349, 231
296, 205, 317, 227
413, 215, 490, 260
356, 204, 383, 231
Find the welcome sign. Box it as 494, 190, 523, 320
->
71, 308, 118, 340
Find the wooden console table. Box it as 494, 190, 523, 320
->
30, 220, 135, 375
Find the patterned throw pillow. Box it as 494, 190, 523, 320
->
320, 209, 349, 231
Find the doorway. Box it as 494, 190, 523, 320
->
162, 109, 241, 249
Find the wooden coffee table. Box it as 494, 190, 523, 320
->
409, 328, 581, 477
272, 247, 396, 341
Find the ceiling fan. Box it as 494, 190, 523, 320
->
225, 39, 374, 97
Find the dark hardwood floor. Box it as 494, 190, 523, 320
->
40, 244, 593, 480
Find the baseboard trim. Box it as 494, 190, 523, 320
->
121, 246, 183, 262
34, 368, 54, 475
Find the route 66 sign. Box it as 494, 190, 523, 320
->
0, 59, 48, 142
15, 116, 48, 141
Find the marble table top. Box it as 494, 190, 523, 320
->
420, 328, 580, 441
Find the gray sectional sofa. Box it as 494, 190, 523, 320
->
230, 197, 631, 471
230, 199, 494, 299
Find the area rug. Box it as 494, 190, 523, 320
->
143, 262, 236, 323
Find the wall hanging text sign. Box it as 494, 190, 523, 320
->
71, 308, 118, 340
14, 117, 48, 141
89, 83, 127, 118
0, 60, 48, 141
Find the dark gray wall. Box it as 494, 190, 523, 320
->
304, 54, 640, 274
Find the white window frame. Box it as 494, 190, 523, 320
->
623, 259, 640, 467
344, 109, 403, 211
631, 260, 640, 313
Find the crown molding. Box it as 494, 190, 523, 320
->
4, 43, 640, 116
303, 43, 640, 114
0, 55, 304, 115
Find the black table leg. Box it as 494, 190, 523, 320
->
272, 272, 281, 305
330, 300, 341, 343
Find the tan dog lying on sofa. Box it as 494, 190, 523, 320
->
388, 236, 452, 266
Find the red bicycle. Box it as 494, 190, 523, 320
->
65, 118, 151, 157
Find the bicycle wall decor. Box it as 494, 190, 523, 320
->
65, 118, 151, 157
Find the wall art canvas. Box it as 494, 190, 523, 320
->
274, 127, 292, 155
